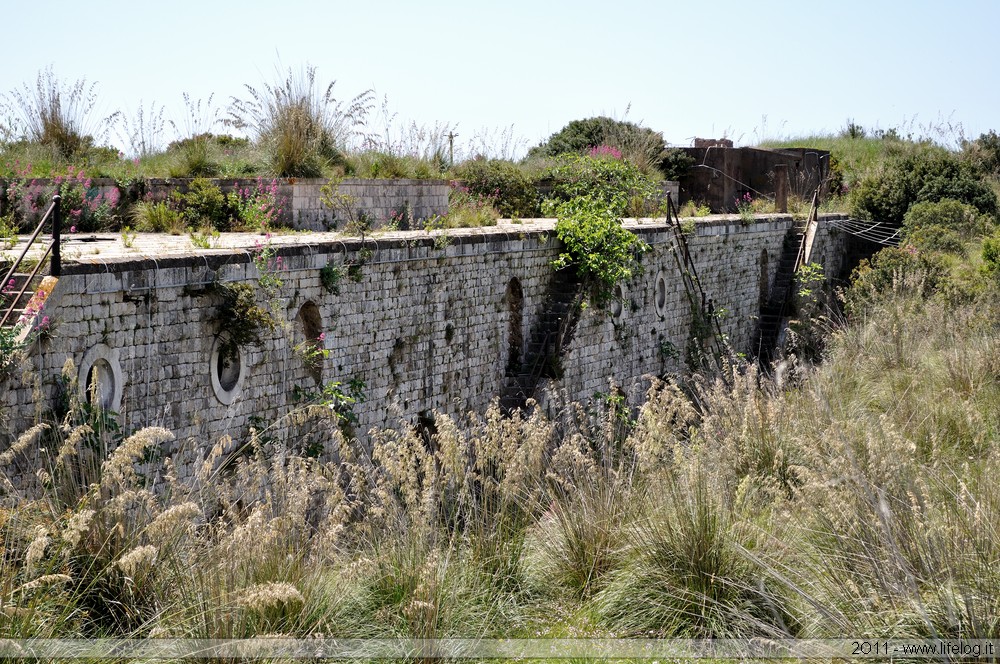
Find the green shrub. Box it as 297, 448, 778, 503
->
530, 116, 659, 159
851, 152, 997, 225
983, 234, 1000, 273
167, 135, 219, 177
175, 177, 231, 230
453, 159, 539, 218
0, 212, 16, 248
540, 155, 656, 303
213, 282, 276, 362
963, 129, 1000, 176
549, 196, 648, 304
319, 263, 343, 294
31, 168, 121, 232
544, 153, 660, 217
903, 198, 990, 238
348, 151, 409, 179
162, 133, 260, 178
0, 325, 25, 378
679, 200, 711, 217
0, 67, 117, 158
528, 116, 683, 180
427, 186, 499, 229
228, 65, 372, 177
660, 148, 695, 181
900, 199, 994, 256
227, 178, 286, 231
129, 200, 186, 234
905, 224, 966, 255
843, 246, 947, 316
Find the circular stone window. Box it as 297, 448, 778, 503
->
654, 270, 669, 317
210, 335, 246, 405
78, 344, 124, 411
610, 283, 626, 321
294, 301, 324, 384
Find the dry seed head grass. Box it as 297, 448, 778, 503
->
197, 434, 234, 484
17, 573, 72, 593
688, 365, 802, 502
61, 508, 95, 548
404, 548, 443, 639
236, 582, 304, 614
628, 378, 697, 473
54, 424, 91, 468
741, 291, 1000, 636
144, 501, 200, 545
104, 487, 158, 523
24, 525, 50, 579
0, 423, 49, 468
546, 432, 598, 492
100, 427, 173, 492
115, 544, 158, 578
371, 425, 439, 534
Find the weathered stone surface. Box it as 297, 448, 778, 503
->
0, 215, 851, 487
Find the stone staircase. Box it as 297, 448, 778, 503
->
753, 223, 805, 365
499, 267, 583, 413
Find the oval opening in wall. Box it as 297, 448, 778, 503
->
210, 335, 245, 405
611, 283, 626, 320
78, 344, 124, 412
654, 270, 668, 317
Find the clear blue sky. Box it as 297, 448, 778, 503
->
3, 0, 998, 156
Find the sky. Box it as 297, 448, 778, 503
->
2, 0, 998, 157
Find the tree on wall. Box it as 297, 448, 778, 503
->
528, 116, 693, 180
529, 117, 641, 158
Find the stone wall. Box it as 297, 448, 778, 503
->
0, 177, 451, 231
0, 214, 851, 488
678, 147, 831, 213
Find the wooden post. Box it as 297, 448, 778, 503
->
773, 164, 788, 213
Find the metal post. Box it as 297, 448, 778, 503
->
51, 194, 61, 277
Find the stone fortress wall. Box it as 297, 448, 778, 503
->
0, 177, 451, 231
0, 214, 851, 485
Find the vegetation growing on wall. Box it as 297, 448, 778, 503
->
212, 281, 277, 362
451, 159, 539, 218
0, 66, 118, 158
527, 115, 693, 180
227, 65, 373, 178
544, 154, 655, 305
1, 67, 708, 239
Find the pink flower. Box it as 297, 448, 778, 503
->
318, 332, 326, 342
70, 225, 77, 233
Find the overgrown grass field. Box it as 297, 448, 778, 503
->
3, 248, 1000, 649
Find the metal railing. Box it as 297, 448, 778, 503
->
794, 188, 821, 272
665, 194, 728, 363
0, 195, 61, 327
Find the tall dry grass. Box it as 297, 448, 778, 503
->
2, 268, 1000, 641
